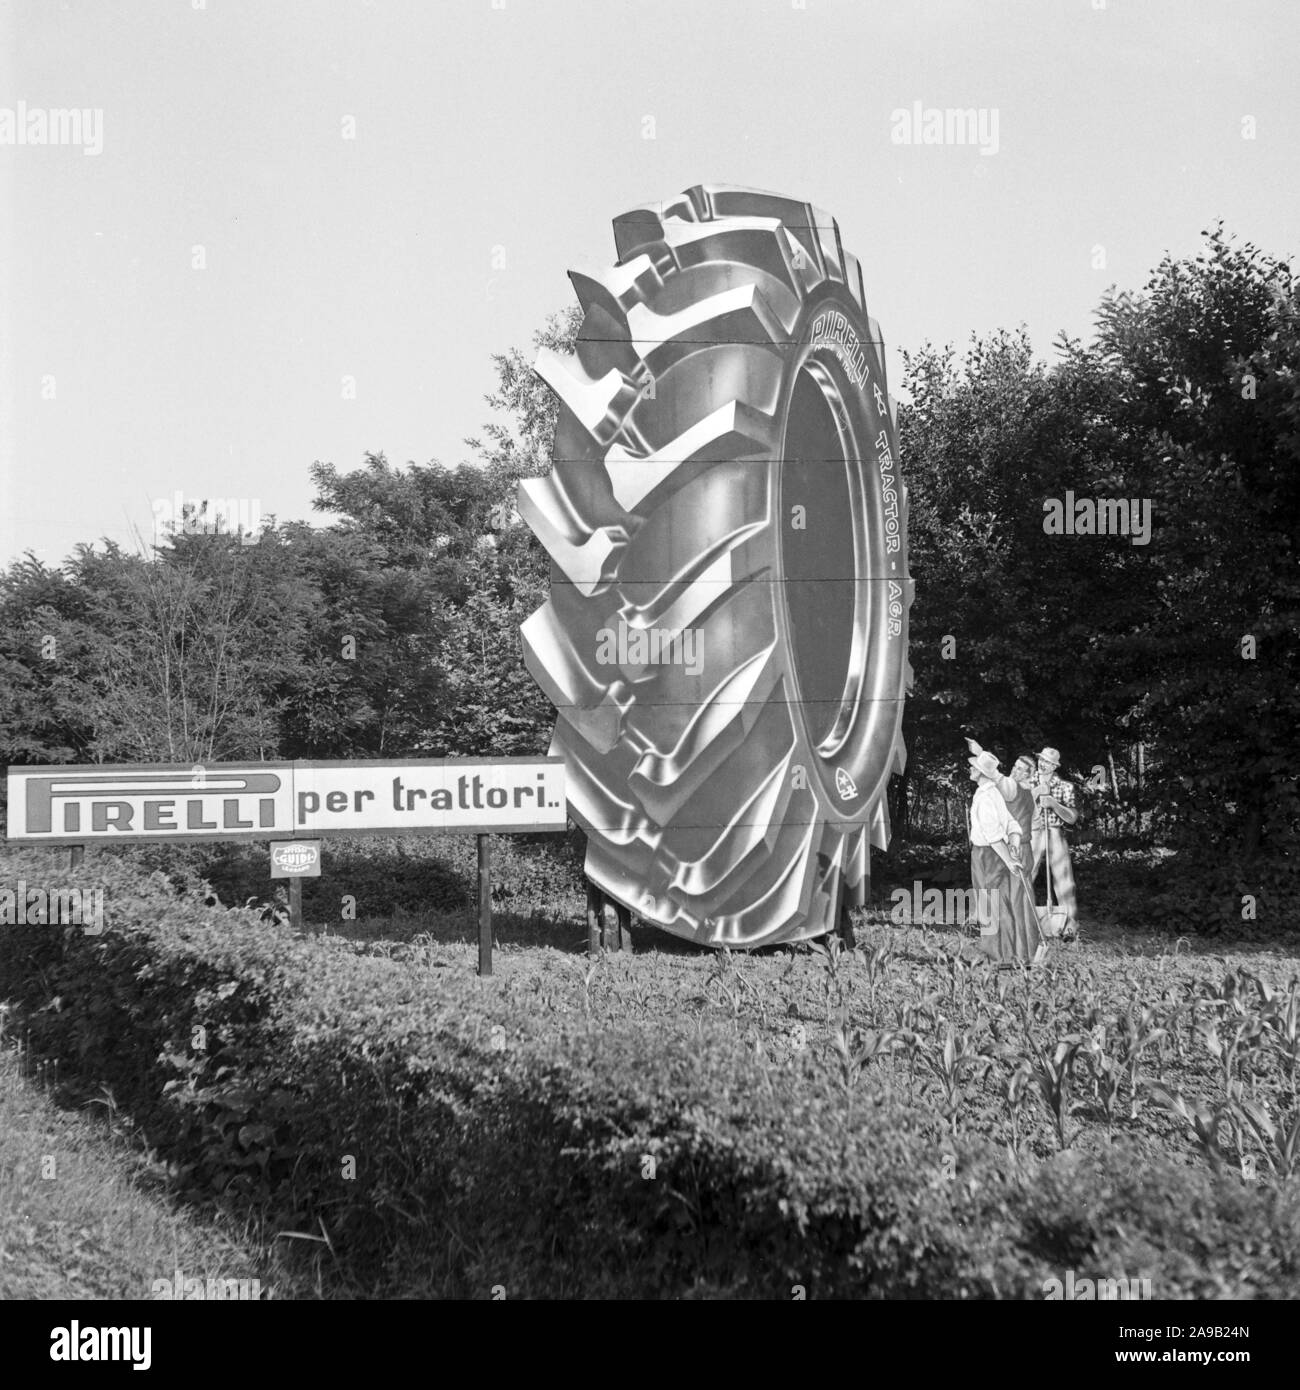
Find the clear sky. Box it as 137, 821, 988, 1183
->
2, 0, 1296, 566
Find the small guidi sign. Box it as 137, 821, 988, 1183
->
269, 840, 321, 877
5, 757, 567, 845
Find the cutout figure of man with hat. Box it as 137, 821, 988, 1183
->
965, 747, 1045, 965
967, 738, 1042, 945
1031, 746, 1078, 941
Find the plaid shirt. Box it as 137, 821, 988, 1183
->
1032, 774, 1076, 831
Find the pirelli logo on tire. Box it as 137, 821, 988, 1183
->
519, 183, 914, 948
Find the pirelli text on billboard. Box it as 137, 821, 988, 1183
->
5, 757, 567, 845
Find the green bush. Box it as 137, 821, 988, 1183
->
1140, 852, 1300, 937
94, 827, 588, 925
2, 844, 1297, 1298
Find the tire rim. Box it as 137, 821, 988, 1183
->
779, 355, 869, 761
776, 295, 899, 822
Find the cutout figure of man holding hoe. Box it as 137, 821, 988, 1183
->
1030, 746, 1078, 941
966, 737, 1079, 946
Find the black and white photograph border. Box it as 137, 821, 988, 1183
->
0, 0, 1297, 1357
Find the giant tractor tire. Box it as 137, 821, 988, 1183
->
519, 183, 913, 948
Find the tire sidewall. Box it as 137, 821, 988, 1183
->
771, 283, 910, 828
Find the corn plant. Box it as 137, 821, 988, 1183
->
862, 942, 897, 1021
1160, 987, 1189, 1068
1072, 1004, 1153, 1129
1115, 999, 1168, 1118
1077, 1028, 1124, 1132
1235, 1096, 1300, 1179
896, 992, 941, 1032
1022, 959, 1061, 1023
1023, 1031, 1087, 1149
709, 949, 739, 1013
1018, 991, 1054, 1038
1004, 1060, 1035, 1152
921, 1022, 992, 1135
1144, 1082, 1240, 1173
829, 1025, 903, 1094
826, 1025, 910, 1124
893, 996, 936, 1103
1198, 967, 1251, 1018
578, 953, 603, 1019
807, 934, 852, 1024
1232, 1014, 1269, 1098
940, 949, 977, 1009
1196, 1012, 1266, 1099
1263, 979, 1300, 1095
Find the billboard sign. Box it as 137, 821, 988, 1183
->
5, 757, 566, 845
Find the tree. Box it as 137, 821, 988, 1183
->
299, 434, 561, 758
895, 329, 1142, 828
1072, 226, 1300, 860
466, 305, 583, 479
0, 536, 310, 765
0, 552, 104, 764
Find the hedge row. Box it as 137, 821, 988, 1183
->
91, 829, 588, 922
2, 846, 1298, 1298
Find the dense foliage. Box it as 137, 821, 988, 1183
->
897, 227, 1298, 871
3, 843, 1297, 1299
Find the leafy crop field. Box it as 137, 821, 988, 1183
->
337, 897, 1300, 1177
2, 837, 1298, 1299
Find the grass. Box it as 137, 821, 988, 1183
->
0, 1022, 284, 1300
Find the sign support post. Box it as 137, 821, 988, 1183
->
270, 840, 321, 930
586, 882, 601, 958
68, 844, 83, 870
585, 881, 634, 956
477, 833, 491, 976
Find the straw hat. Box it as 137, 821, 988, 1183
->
968, 750, 1001, 779
1037, 747, 1061, 769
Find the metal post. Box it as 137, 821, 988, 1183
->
614, 900, 633, 952
835, 896, 856, 950
586, 880, 602, 958
289, 874, 303, 934
477, 833, 492, 976
68, 844, 84, 870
